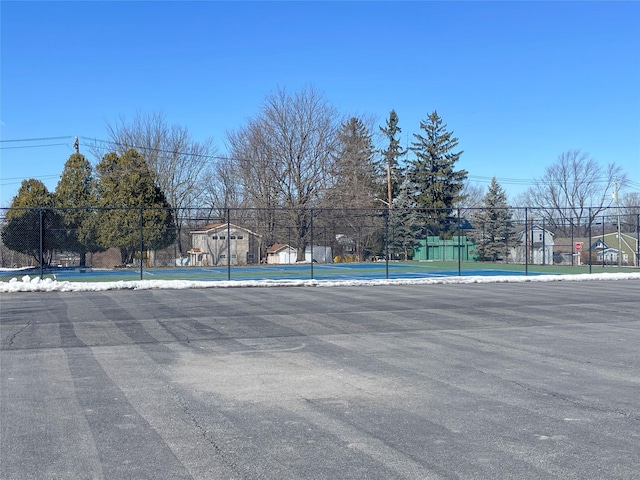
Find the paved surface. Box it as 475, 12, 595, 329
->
1, 280, 639, 479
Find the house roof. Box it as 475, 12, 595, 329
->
190, 222, 262, 237
589, 232, 638, 252
267, 243, 294, 254
514, 225, 555, 236
192, 222, 224, 232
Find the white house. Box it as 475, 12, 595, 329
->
188, 223, 262, 266
510, 225, 555, 265
590, 233, 638, 266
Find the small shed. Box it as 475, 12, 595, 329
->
189, 223, 262, 266
305, 245, 333, 264
266, 244, 297, 264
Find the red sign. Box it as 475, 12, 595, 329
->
574, 242, 583, 251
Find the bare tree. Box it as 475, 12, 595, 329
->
103, 111, 217, 255
457, 182, 485, 209
200, 155, 245, 220
621, 191, 640, 233
226, 86, 339, 257
226, 118, 283, 244
520, 150, 628, 236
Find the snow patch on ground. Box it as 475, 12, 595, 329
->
1, 272, 639, 293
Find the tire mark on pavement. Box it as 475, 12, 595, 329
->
48, 293, 194, 479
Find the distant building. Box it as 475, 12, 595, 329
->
305, 245, 332, 264
266, 244, 297, 264
510, 225, 554, 264
413, 236, 476, 261
590, 232, 639, 266
188, 223, 262, 266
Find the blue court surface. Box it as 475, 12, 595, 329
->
7, 262, 554, 283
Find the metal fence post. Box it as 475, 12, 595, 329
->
637, 214, 640, 267
524, 208, 528, 276
227, 208, 231, 281
384, 209, 389, 279
310, 209, 314, 280
589, 207, 593, 273
457, 208, 461, 276
602, 214, 606, 268
39, 208, 44, 279
571, 218, 575, 267
139, 207, 144, 280
541, 217, 545, 266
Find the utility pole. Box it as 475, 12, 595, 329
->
73, 136, 79, 154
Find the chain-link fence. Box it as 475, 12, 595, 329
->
1, 206, 639, 281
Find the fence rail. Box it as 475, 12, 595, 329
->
1, 206, 639, 281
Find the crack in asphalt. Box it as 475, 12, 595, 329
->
169, 384, 258, 480
476, 368, 639, 420
3, 320, 31, 348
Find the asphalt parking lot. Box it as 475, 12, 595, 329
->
1, 280, 639, 479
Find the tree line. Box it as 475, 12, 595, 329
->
2, 149, 175, 266
2, 86, 637, 266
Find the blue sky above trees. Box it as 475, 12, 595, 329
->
2, 1, 639, 206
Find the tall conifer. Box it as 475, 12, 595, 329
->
409, 111, 467, 236
472, 177, 516, 261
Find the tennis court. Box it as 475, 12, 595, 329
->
2, 261, 566, 283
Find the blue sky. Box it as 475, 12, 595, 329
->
1, 1, 639, 207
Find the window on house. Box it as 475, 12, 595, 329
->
230, 235, 236, 240
219, 254, 226, 259
237, 235, 244, 240
211, 235, 218, 240
219, 235, 225, 240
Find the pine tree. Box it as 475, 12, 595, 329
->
388, 173, 420, 259
471, 177, 515, 261
325, 117, 378, 260
94, 149, 176, 264
327, 117, 377, 208
54, 153, 103, 265
1, 179, 64, 265
379, 110, 405, 206
409, 111, 467, 236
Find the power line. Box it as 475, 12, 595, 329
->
0, 143, 71, 150
80, 136, 224, 161
0, 175, 61, 187
0, 135, 74, 143
2, 135, 638, 191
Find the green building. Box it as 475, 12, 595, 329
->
413, 236, 477, 261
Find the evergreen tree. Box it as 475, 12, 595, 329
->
388, 173, 420, 259
409, 111, 467, 236
1, 179, 64, 265
327, 117, 377, 208
94, 149, 176, 264
379, 110, 405, 206
471, 177, 516, 261
325, 117, 378, 261
3, 179, 53, 217
54, 153, 103, 265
